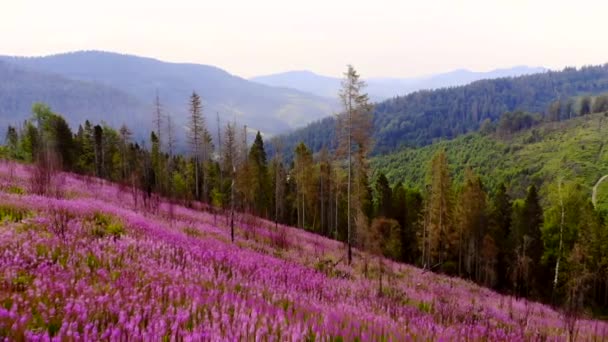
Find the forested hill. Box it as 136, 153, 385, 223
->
0, 61, 145, 130
372, 110, 608, 211
274, 64, 608, 157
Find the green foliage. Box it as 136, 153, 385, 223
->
6, 185, 25, 195
497, 111, 540, 136
183, 227, 202, 238
0, 204, 30, 222
417, 301, 432, 313
373, 112, 608, 210
11, 270, 33, 291
248, 131, 271, 217
370, 218, 402, 260
86, 252, 100, 272
88, 212, 124, 239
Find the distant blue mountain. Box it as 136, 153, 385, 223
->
0, 51, 338, 137
251, 66, 547, 101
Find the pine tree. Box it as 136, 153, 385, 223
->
248, 132, 270, 217
119, 124, 132, 181
222, 121, 238, 242
427, 149, 454, 271
187, 92, 205, 201
270, 137, 286, 229
456, 167, 487, 280
318, 147, 332, 236
294, 142, 314, 229
336, 65, 373, 265
150, 132, 161, 193
93, 125, 104, 178
374, 172, 392, 218
5, 126, 19, 159
511, 185, 544, 298
152, 93, 166, 192
490, 183, 513, 291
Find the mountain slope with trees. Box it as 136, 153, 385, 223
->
0, 61, 145, 130
274, 64, 608, 156
372, 110, 608, 211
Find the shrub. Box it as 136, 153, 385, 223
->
50, 206, 73, 238
88, 212, 125, 240
441, 261, 458, 276
6, 185, 25, 195
183, 227, 202, 238
11, 271, 33, 292
0, 204, 30, 222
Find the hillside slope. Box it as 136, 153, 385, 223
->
372, 112, 608, 210
0, 162, 606, 340
0, 51, 337, 136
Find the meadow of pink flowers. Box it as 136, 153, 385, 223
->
0, 161, 606, 341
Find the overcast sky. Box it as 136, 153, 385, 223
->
2, 0, 607, 78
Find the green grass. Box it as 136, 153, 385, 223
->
372, 112, 608, 209
0, 204, 31, 223
87, 212, 125, 239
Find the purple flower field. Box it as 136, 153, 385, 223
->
0, 161, 606, 341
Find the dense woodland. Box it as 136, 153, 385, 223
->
373, 97, 608, 203
275, 64, 608, 158
2, 66, 608, 323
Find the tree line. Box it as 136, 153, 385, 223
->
2, 66, 607, 320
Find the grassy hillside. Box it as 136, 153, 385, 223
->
0, 162, 606, 340
373, 112, 608, 209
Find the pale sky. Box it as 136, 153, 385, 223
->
2, 0, 608, 78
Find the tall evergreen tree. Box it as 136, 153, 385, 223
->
490, 183, 513, 291
427, 149, 454, 270
187, 92, 205, 201
374, 172, 392, 218
511, 185, 544, 298
456, 167, 487, 280
93, 125, 104, 178
222, 121, 238, 242
293, 142, 314, 229
248, 131, 270, 217
336, 65, 373, 265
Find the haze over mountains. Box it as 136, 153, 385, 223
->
251, 66, 547, 101
0, 51, 337, 140
0, 51, 550, 143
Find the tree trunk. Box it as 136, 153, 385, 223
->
231, 174, 235, 243
347, 101, 352, 265
553, 181, 565, 295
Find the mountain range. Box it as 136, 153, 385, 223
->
251, 66, 547, 101
0, 51, 338, 140
0, 51, 551, 144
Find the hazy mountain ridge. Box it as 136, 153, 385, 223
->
251, 66, 547, 101
0, 51, 338, 137
0, 60, 146, 130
